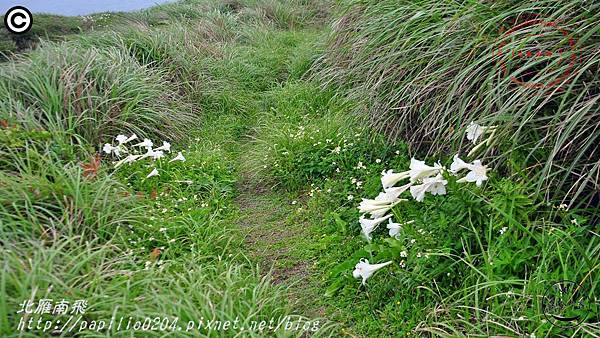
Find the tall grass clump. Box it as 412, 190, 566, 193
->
0, 42, 195, 147
0, 146, 142, 241
314, 0, 599, 209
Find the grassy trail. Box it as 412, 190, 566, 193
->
236, 149, 326, 320
182, 22, 339, 332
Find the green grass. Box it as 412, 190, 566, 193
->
246, 75, 599, 336
314, 0, 600, 210
0, 1, 336, 336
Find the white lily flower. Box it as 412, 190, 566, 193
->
169, 152, 186, 163
387, 219, 401, 238
114, 154, 142, 168
360, 214, 392, 241
102, 143, 122, 157
408, 158, 443, 182
137, 148, 153, 160
450, 154, 470, 174
103, 143, 114, 154
410, 174, 448, 202
115, 135, 128, 145
381, 183, 412, 200
466, 121, 497, 146
426, 174, 448, 196
358, 198, 402, 218
124, 134, 138, 144
457, 160, 488, 186
352, 258, 393, 285
146, 168, 159, 178
151, 150, 164, 160
381, 169, 410, 189
154, 141, 171, 153
466, 121, 486, 144
387, 219, 414, 238
134, 138, 153, 149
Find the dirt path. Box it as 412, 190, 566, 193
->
235, 152, 326, 320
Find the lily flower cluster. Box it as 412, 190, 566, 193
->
102, 134, 186, 178
352, 122, 491, 285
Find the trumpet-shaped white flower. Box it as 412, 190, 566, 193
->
134, 138, 153, 149
169, 152, 186, 163
427, 175, 448, 196
114, 154, 142, 168
360, 214, 392, 241
386, 219, 414, 238
358, 198, 402, 218
466, 122, 496, 146
381, 169, 410, 189
103, 143, 122, 157
352, 258, 393, 285
124, 134, 138, 144
457, 160, 488, 186
154, 141, 171, 153
103, 143, 115, 154
151, 150, 164, 160
116, 135, 128, 145
138, 147, 163, 161
381, 183, 412, 201
410, 174, 448, 202
466, 121, 486, 144
408, 158, 443, 182
146, 168, 159, 178
450, 154, 470, 174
